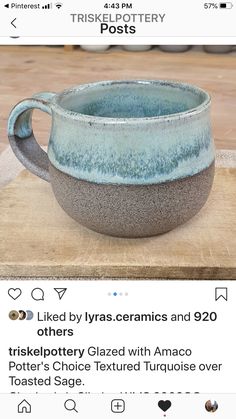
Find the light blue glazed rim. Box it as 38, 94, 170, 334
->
50, 80, 211, 123
7, 79, 213, 186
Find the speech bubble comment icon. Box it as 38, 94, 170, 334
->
31, 288, 44, 301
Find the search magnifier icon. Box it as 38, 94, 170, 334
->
64, 399, 78, 413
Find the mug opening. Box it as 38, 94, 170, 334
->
55, 80, 210, 120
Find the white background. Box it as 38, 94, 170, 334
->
0, 280, 234, 394
0, 393, 235, 419
0, 0, 235, 43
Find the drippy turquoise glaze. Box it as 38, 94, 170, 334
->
45, 80, 214, 185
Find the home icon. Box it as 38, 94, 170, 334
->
17, 399, 32, 414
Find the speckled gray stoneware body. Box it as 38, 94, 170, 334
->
8, 80, 215, 237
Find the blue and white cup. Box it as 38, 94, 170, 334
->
8, 80, 215, 237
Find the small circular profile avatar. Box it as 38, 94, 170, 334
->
26, 310, 34, 320
205, 400, 218, 413
18, 310, 27, 320
9, 310, 19, 320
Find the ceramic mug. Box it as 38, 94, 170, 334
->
8, 80, 215, 237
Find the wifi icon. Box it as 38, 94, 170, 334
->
55, 2, 62, 8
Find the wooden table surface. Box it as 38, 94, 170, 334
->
0, 46, 236, 154
1, 165, 236, 279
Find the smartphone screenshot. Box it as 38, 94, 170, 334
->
0, 0, 235, 417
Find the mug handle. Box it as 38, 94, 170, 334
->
8, 92, 56, 182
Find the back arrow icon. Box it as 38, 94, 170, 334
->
11, 18, 17, 28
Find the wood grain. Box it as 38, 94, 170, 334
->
0, 46, 236, 153
0, 168, 235, 279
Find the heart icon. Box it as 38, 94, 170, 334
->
8, 288, 22, 300
158, 400, 172, 412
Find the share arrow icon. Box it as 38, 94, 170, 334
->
54, 288, 67, 300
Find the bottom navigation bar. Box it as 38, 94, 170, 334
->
0, 394, 235, 418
